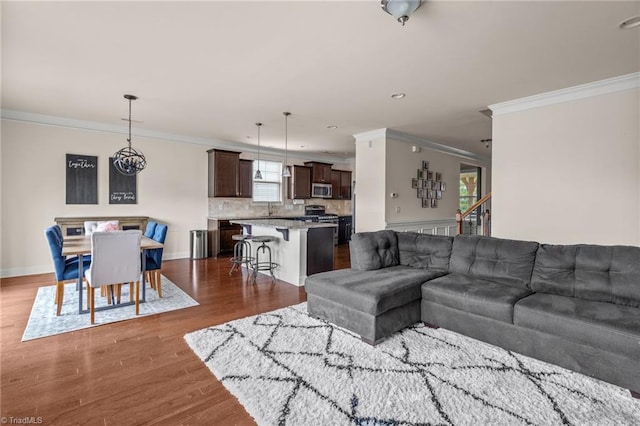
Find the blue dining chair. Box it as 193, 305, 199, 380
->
144, 220, 157, 238
44, 225, 91, 316
145, 224, 167, 297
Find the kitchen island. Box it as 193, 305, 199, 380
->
230, 218, 336, 286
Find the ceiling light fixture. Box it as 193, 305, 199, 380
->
113, 94, 146, 175
619, 15, 640, 29
254, 122, 263, 180
391, 93, 406, 99
327, 125, 338, 129
381, 0, 422, 26
282, 112, 292, 178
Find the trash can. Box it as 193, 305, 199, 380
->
190, 230, 208, 259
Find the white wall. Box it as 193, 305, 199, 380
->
1, 120, 208, 277
354, 136, 386, 232
492, 87, 640, 245
385, 138, 462, 223
354, 129, 489, 233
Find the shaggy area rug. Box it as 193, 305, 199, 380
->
23, 275, 198, 341
185, 303, 640, 426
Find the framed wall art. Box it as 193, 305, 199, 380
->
66, 153, 98, 205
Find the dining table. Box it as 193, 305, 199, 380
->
62, 234, 164, 314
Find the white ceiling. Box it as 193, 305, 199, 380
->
2, 1, 639, 160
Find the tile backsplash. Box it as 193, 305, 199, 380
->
208, 198, 352, 219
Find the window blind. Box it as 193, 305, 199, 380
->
253, 160, 282, 202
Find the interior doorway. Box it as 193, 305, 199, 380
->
460, 164, 482, 230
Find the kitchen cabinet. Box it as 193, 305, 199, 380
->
338, 216, 352, 245
340, 171, 352, 200
208, 149, 253, 198
238, 159, 253, 198
304, 161, 333, 183
288, 165, 312, 199
218, 220, 242, 255
330, 170, 352, 199
330, 170, 341, 199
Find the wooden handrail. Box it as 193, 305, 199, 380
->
456, 192, 492, 235
461, 192, 492, 219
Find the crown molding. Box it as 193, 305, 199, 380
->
490, 72, 640, 116
0, 109, 354, 165
353, 128, 388, 143
354, 128, 488, 163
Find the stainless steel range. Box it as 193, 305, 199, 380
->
304, 205, 339, 245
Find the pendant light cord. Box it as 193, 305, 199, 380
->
127, 97, 132, 146
283, 112, 291, 176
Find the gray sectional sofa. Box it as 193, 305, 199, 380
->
305, 231, 640, 392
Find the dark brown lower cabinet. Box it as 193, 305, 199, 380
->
218, 220, 242, 255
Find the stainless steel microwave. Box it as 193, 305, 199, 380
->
311, 183, 332, 198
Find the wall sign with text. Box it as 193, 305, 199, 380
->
66, 154, 98, 204
109, 157, 137, 204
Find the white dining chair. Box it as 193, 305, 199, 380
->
84, 230, 142, 324
84, 221, 99, 236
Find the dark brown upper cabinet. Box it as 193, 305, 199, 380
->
208, 149, 253, 198
330, 170, 352, 199
238, 159, 253, 198
304, 161, 333, 183
340, 170, 352, 200
288, 165, 312, 199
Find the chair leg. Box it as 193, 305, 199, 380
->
56, 281, 64, 316
156, 271, 162, 298
115, 284, 122, 304
86, 279, 90, 312
129, 282, 134, 302
135, 281, 140, 315
90, 286, 95, 324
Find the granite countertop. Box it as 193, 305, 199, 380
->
230, 218, 337, 229
209, 213, 350, 221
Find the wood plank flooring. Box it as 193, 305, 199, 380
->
0, 245, 351, 425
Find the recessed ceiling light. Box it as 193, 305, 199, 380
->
327, 125, 338, 129
391, 93, 406, 99
619, 15, 640, 29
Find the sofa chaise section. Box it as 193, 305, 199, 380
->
306, 231, 453, 344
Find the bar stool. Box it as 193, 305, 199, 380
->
249, 236, 279, 285
229, 234, 253, 275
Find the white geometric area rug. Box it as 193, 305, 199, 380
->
23, 275, 198, 341
185, 303, 640, 426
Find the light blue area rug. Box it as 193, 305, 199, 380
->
185, 303, 640, 426
23, 275, 198, 341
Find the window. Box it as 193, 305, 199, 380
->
252, 160, 282, 202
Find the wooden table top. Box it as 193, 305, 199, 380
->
62, 235, 163, 256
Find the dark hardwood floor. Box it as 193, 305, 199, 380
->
0, 245, 351, 425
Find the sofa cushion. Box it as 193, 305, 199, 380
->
305, 266, 441, 316
421, 273, 533, 323
449, 235, 539, 289
349, 230, 399, 271
531, 244, 640, 308
397, 233, 453, 272
514, 293, 640, 359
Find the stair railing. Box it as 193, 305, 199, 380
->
456, 192, 492, 236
